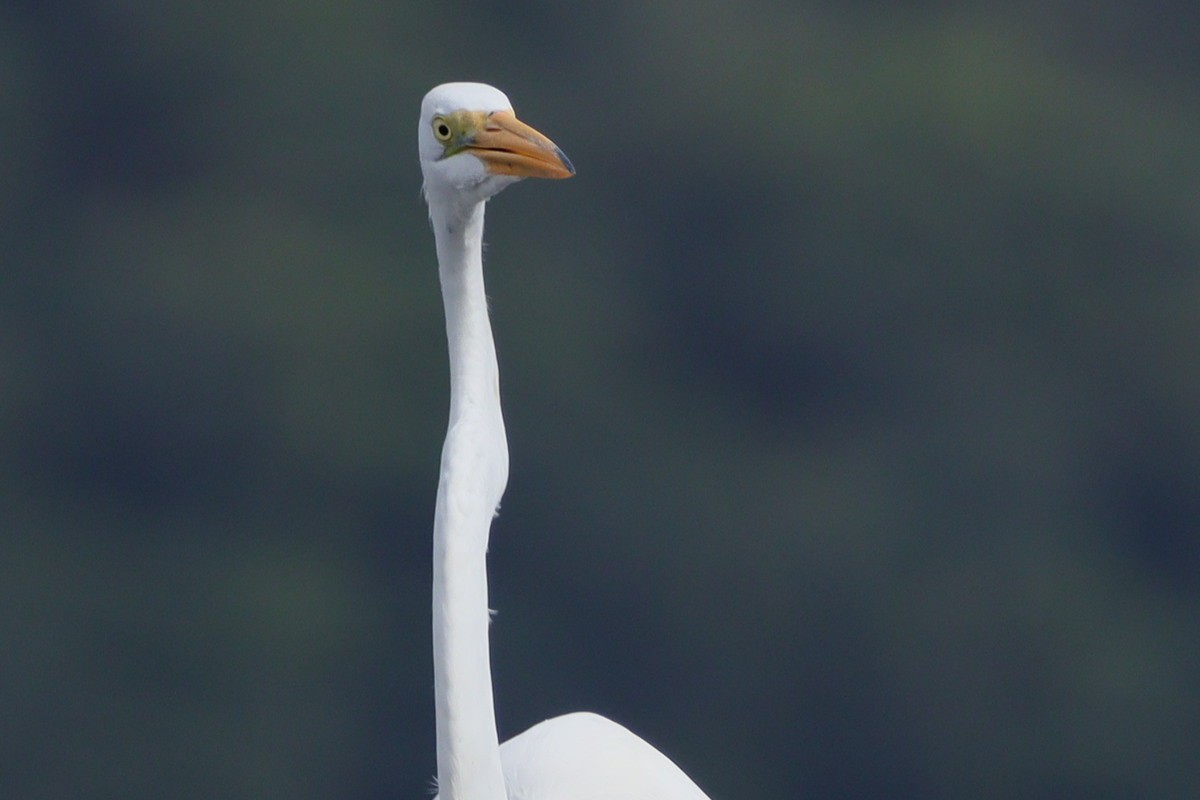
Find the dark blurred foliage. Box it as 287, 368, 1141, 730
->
2, 2, 1199, 798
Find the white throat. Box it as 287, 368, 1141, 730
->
430, 196, 510, 800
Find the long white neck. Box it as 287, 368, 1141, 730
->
430, 198, 509, 800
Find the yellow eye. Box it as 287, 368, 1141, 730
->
432, 116, 453, 142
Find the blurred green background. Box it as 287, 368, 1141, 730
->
3, 2, 1199, 798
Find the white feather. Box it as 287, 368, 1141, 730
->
419, 82, 711, 800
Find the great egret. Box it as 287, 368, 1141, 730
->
419, 82, 711, 800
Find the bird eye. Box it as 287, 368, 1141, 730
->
432, 117, 453, 142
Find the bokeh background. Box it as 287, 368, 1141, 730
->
3, 2, 1199, 798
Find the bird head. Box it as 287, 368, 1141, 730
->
419, 82, 574, 209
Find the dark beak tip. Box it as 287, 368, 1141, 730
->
556, 147, 576, 176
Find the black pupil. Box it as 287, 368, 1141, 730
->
438, 124, 450, 137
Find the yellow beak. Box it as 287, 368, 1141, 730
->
466, 110, 575, 180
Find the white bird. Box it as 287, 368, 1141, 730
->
419, 82, 712, 800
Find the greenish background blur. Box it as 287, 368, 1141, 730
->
3, 2, 1198, 798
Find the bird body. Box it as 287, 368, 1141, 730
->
499, 712, 710, 800
420, 82, 710, 800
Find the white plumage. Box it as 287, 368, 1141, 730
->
419, 82, 711, 800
